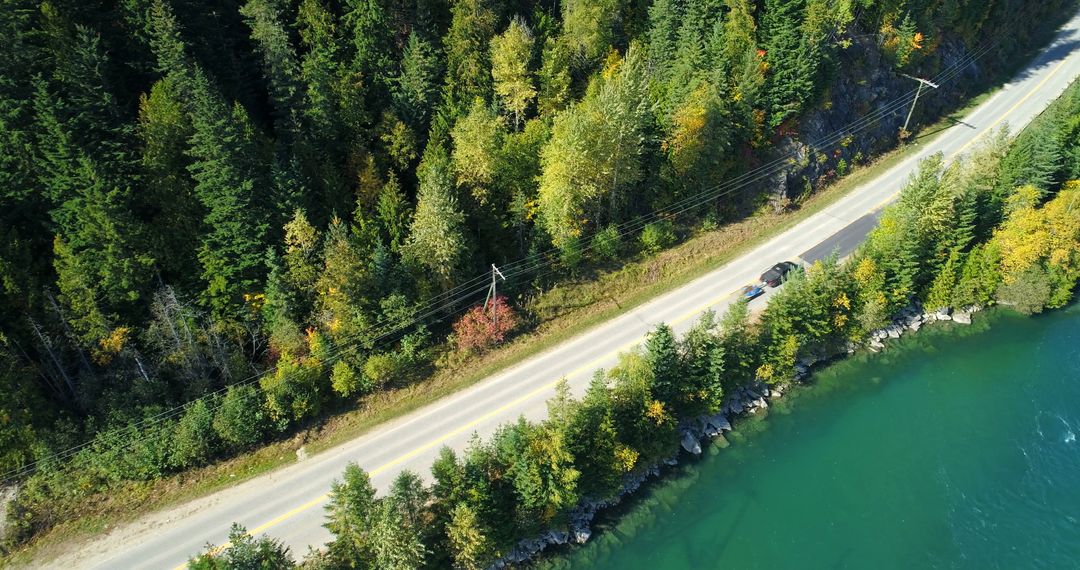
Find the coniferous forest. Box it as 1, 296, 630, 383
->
196, 82, 1080, 569
0, 0, 1072, 552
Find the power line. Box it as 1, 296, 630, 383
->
3, 30, 999, 483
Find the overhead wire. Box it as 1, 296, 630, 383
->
2, 29, 1001, 483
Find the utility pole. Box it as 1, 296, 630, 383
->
900, 73, 939, 137
483, 264, 507, 332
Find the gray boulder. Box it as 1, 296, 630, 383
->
572, 529, 591, 544
705, 413, 732, 433
681, 432, 702, 455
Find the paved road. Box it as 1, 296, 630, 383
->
62, 12, 1080, 570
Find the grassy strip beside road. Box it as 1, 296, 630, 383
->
9, 87, 997, 567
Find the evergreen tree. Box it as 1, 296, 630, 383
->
376, 173, 412, 254
394, 31, 443, 128
646, 0, 683, 87
446, 503, 495, 570
644, 323, 680, 406
760, 0, 819, 128
241, 0, 305, 141
189, 523, 295, 569
186, 70, 271, 317
563, 373, 628, 499
442, 0, 499, 112
343, 0, 394, 110
138, 75, 202, 282
52, 235, 110, 345
402, 146, 471, 288
325, 462, 378, 566
316, 217, 373, 343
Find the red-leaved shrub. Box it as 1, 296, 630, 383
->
453, 295, 519, 352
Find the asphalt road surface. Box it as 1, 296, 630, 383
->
57, 11, 1080, 570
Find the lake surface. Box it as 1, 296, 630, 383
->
544, 305, 1080, 569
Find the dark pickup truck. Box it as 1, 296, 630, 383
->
759, 261, 800, 287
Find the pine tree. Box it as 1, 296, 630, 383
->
644, 323, 680, 406
138, 75, 202, 283
370, 499, 429, 569
402, 145, 471, 287
316, 217, 373, 342
646, 0, 683, 88
186, 71, 271, 317
442, 0, 499, 112
241, 0, 305, 141
52, 235, 110, 345
446, 503, 495, 570
924, 250, 960, 310
281, 210, 322, 321
760, 0, 819, 128
393, 31, 442, 128
376, 173, 411, 254
666, 10, 708, 112
0, 2, 49, 323
324, 462, 377, 566
343, 0, 394, 109
297, 0, 344, 137
33, 24, 155, 314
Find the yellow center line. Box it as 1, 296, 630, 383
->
171, 51, 1076, 570
869, 57, 1071, 214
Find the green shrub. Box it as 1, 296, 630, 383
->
590, 224, 621, 262
84, 414, 176, 482
213, 385, 270, 449
363, 353, 404, 389
171, 399, 218, 469
558, 236, 583, 270
260, 355, 329, 428
331, 359, 370, 398
639, 220, 677, 253
188, 523, 295, 569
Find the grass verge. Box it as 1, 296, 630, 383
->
10, 79, 1001, 568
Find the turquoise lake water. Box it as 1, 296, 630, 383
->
544, 305, 1080, 569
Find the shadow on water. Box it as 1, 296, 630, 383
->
711, 490, 758, 563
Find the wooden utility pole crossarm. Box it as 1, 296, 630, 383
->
900, 73, 940, 135
484, 264, 507, 332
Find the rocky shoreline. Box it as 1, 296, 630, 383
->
491, 303, 982, 568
